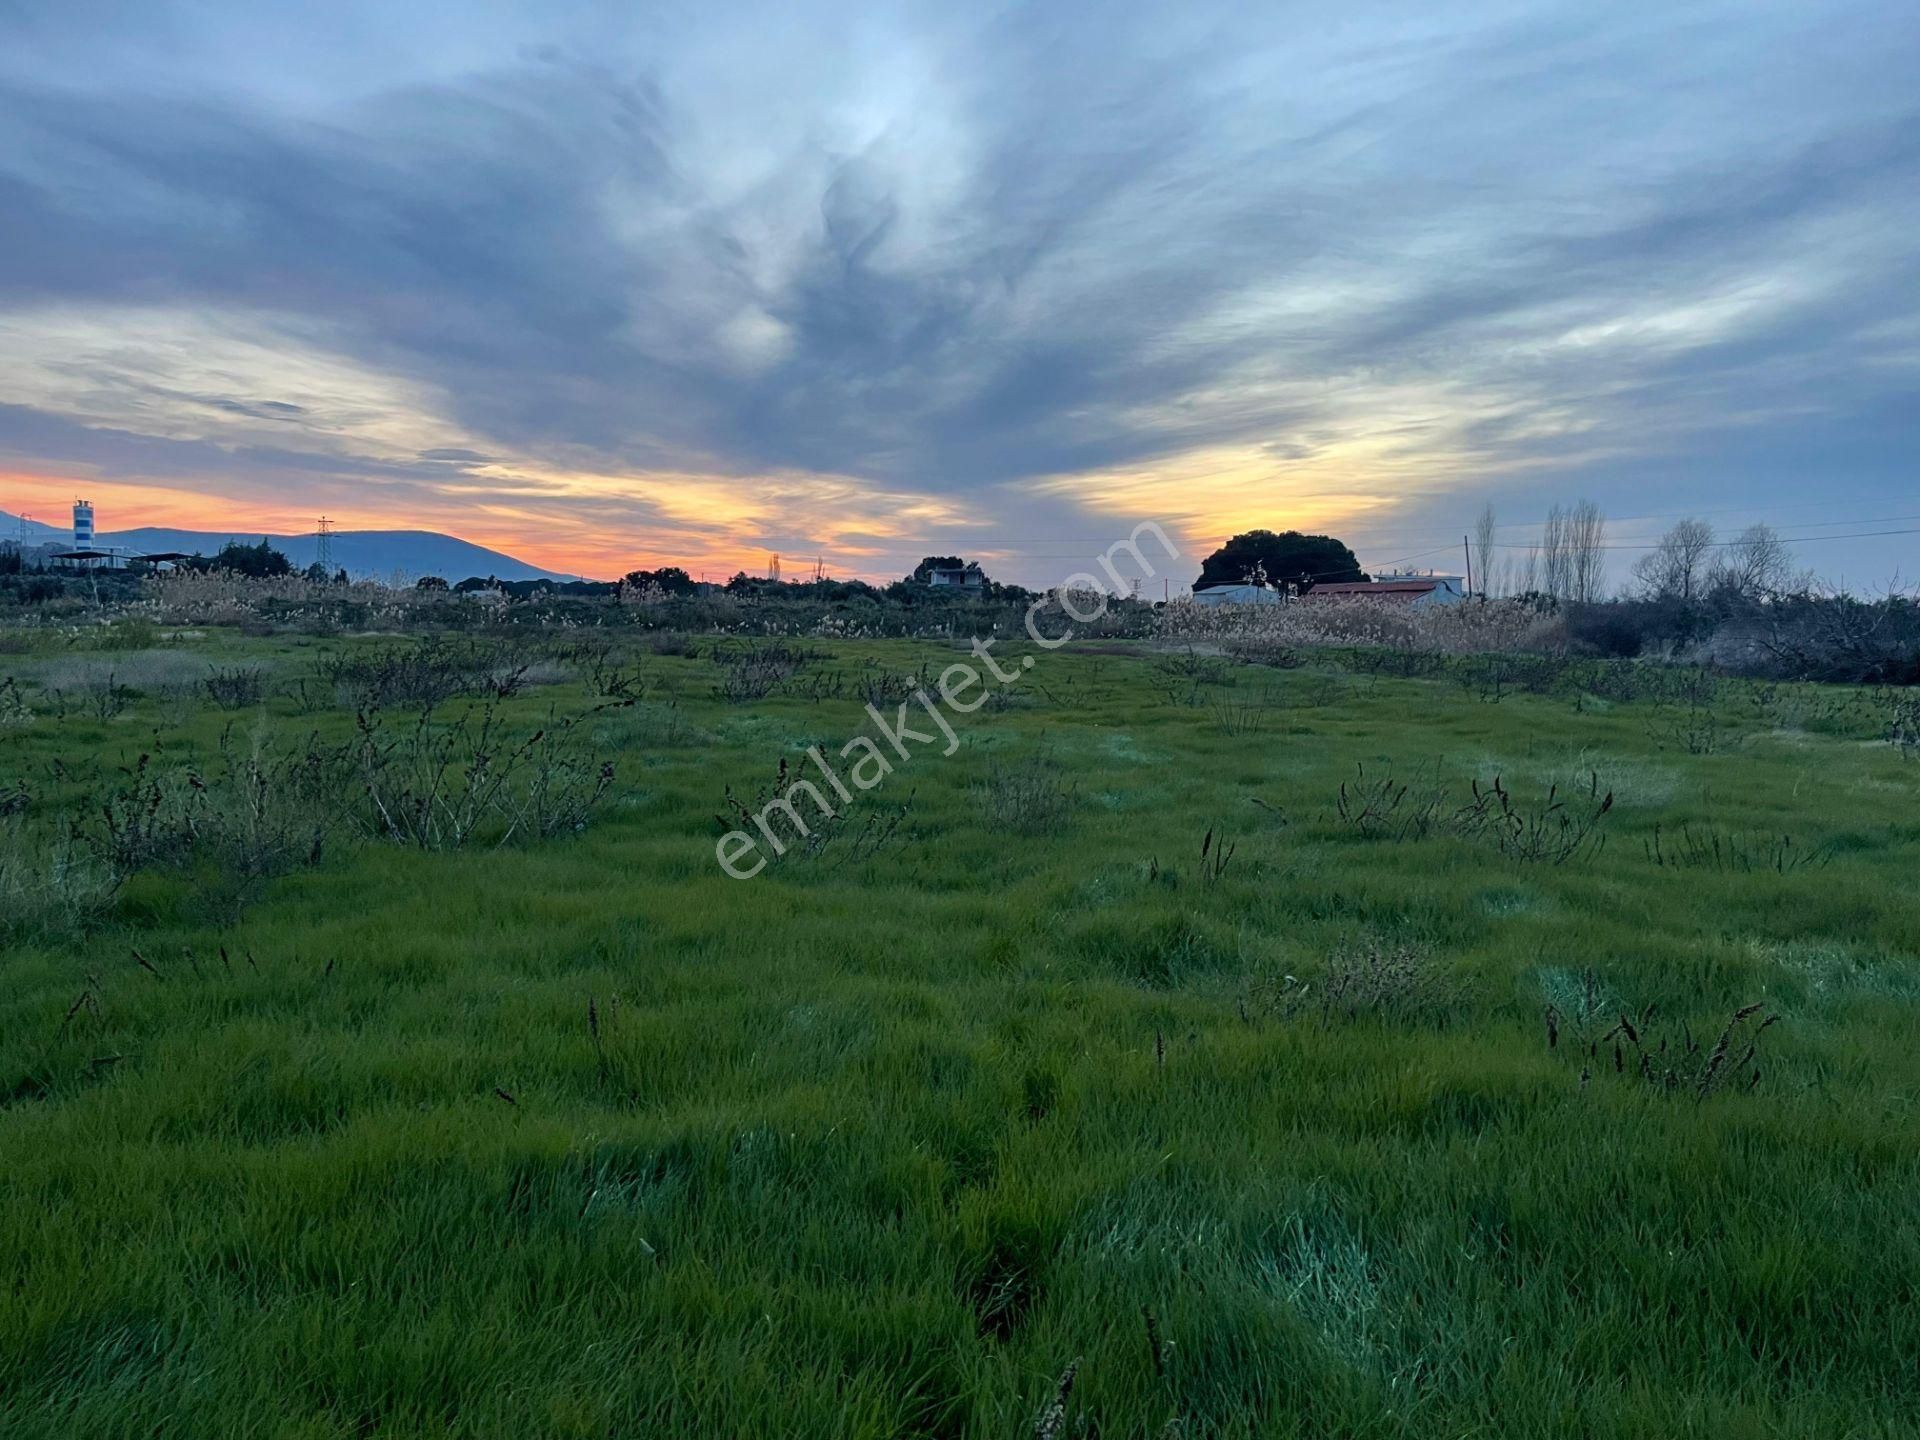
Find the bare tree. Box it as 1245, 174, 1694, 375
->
1472, 503, 1501, 597
1710, 523, 1790, 599
1516, 542, 1539, 597
1529, 499, 1607, 601
1760, 579, 1920, 682
1539, 506, 1571, 600
1566, 500, 1607, 603
1632, 518, 1716, 601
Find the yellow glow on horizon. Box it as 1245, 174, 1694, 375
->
1028, 442, 1409, 559
0, 463, 989, 582
0, 302, 1598, 582
451, 461, 987, 577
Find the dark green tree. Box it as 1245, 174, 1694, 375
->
210, 538, 292, 578
1196, 530, 1366, 591
622, 566, 696, 596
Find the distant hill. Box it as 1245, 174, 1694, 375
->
1, 511, 63, 543
0, 511, 578, 583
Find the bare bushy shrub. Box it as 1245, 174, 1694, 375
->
204, 665, 267, 710
314, 636, 535, 708
710, 639, 818, 703
1754, 587, 1920, 685
0, 676, 29, 729
77, 730, 350, 881
1334, 762, 1452, 841
561, 640, 648, 699
972, 753, 1077, 835
1647, 702, 1720, 755
41, 664, 135, 720
355, 701, 622, 850
1886, 690, 1920, 760
716, 754, 913, 868
202, 725, 351, 878
857, 658, 935, 709
84, 752, 206, 871
1251, 941, 1465, 1028
1454, 652, 1578, 701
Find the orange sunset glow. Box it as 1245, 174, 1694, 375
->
1, 2, 1914, 588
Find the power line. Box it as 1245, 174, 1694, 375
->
1356, 510, 1920, 550
1479, 526, 1920, 552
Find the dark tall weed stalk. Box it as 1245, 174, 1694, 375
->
1334, 762, 1451, 842
1551, 998, 1781, 1098
717, 754, 913, 867
1198, 826, 1235, 888
1208, 690, 1265, 736
1455, 772, 1613, 865
1643, 823, 1833, 874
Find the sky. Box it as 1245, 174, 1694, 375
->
0, 0, 1915, 589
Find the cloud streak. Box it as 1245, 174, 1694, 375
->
0, 0, 1915, 583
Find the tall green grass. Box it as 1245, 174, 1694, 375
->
1, 630, 1915, 1437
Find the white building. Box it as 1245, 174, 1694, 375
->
927, 562, 986, 589
1190, 582, 1283, 608
53, 500, 180, 570
1303, 575, 1467, 610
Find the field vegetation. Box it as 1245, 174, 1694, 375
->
1, 604, 1917, 1437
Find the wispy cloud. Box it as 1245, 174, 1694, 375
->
0, 0, 1915, 582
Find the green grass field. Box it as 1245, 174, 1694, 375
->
3, 627, 1917, 1438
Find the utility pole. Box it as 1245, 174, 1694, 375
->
1463, 534, 1475, 597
